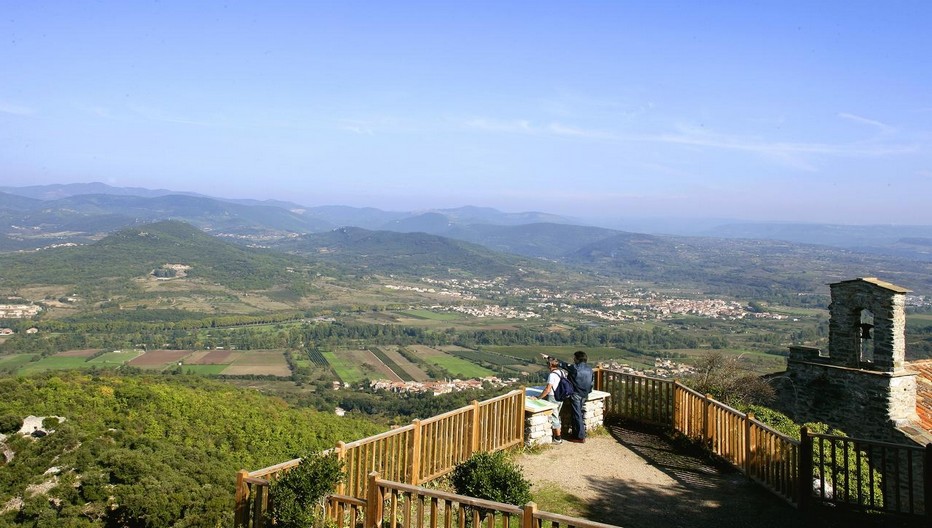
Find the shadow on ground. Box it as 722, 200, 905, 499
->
583, 420, 921, 528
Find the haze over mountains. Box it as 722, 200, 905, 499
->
1, 182, 931, 298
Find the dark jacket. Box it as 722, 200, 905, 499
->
560, 360, 593, 399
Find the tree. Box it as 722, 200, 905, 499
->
267, 453, 344, 528
685, 351, 774, 406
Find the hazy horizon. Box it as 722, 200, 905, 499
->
2, 2, 931, 224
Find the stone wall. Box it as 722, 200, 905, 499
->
524, 390, 609, 446
771, 355, 918, 444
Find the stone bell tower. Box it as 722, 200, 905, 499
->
777, 278, 919, 443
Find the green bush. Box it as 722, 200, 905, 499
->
0, 414, 20, 434
268, 453, 344, 528
450, 451, 532, 506
744, 405, 883, 507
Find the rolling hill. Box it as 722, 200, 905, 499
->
271, 226, 552, 279
0, 220, 314, 291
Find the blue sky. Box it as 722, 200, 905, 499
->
1, 1, 930, 224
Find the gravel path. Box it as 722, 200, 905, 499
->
517, 421, 910, 528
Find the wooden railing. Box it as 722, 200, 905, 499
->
801, 430, 930, 516
235, 389, 525, 527
353, 472, 621, 528
236, 368, 930, 527
599, 370, 929, 517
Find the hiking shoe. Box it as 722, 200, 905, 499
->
566, 437, 585, 443
552, 438, 563, 444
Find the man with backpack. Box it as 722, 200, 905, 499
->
538, 357, 572, 444
541, 351, 593, 443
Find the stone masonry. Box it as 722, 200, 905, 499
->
524, 389, 609, 446
771, 278, 922, 445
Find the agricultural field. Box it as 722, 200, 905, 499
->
17, 356, 99, 375
128, 349, 192, 369
377, 345, 430, 382
322, 348, 402, 384
56, 349, 100, 358
87, 350, 142, 367
216, 350, 291, 377
183, 364, 230, 375
0, 354, 38, 371
405, 345, 495, 378
439, 347, 532, 376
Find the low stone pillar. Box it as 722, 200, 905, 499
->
525, 387, 610, 445
583, 389, 610, 431
524, 389, 556, 446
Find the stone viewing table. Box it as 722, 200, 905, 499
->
524, 387, 610, 446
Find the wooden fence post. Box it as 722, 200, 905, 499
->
522, 502, 537, 528
519, 387, 527, 445
798, 426, 812, 512
335, 441, 346, 496
671, 380, 679, 431
471, 400, 481, 454
411, 419, 421, 486
703, 393, 713, 447
234, 469, 249, 528
593, 366, 602, 391
365, 472, 383, 528
251, 482, 267, 528
744, 412, 755, 477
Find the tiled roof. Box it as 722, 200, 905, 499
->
911, 359, 932, 432
829, 277, 912, 293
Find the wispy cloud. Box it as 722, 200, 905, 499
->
838, 112, 896, 134
464, 116, 918, 162
0, 101, 34, 116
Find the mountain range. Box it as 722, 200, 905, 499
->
1, 183, 931, 299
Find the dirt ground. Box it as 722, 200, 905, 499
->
517, 421, 918, 528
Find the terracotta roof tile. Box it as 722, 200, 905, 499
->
910, 359, 932, 432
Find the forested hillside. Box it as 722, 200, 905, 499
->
0, 372, 383, 527
0, 220, 318, 291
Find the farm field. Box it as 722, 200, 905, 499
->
321, 349, 402, 384
405, 345, 495, 378
183, 364, 229, 375
378, 346, 430, 382
56, 349, 99, 358
87, 350, 142, 367
0, 354, 37, 371
218, 350, 291, 377
128, 349, 192, 369
18, 356, 97, 375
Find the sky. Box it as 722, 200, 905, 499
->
1, 1, 931, 225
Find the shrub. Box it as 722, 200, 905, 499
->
744, 405, 883, 506
0, 414, 20, 434
268, 453, 344, 528
450, 451, 532, 506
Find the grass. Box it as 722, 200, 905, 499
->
87, 350, 140, 366
184, 365, 228, 375
321, 350, 367, 384
17, 356, 93, 374
423, 354, 495, 378
0, 354, 37, 370
531, 483, 588, 519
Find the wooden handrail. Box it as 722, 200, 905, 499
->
237, 368, 929, 526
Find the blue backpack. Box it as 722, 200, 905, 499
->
553, 370, 575, 402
